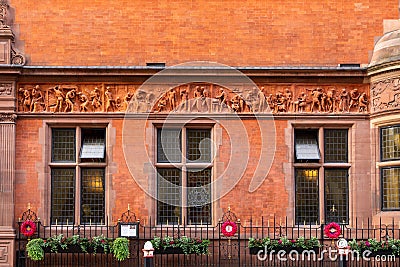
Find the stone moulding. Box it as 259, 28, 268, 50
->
16, 83, 370, 115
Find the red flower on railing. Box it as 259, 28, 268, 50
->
221, 221, 237, 237
20, 220, 36, 237
324, 222, 341, 239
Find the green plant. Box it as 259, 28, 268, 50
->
65, 235, 90, 253
111, 237, 130, 261
26, 238, 45, 261
26, 234, 128, 260
305, 237, 321, 249
44, 234, 67, 252
248, 237, 270, 248
150, 236, 210, 255
248, 236, 320, 251
349, 238, 400, 255
91, 234, 113, 254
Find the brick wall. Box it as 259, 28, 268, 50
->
10, 0, 398, 67
14, 117, 291, 224
15, 119, 43, 219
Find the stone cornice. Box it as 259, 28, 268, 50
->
18, 65, 367, 81
16, 112, 369, 121
367, 60, 400, 78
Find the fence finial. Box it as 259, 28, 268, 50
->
27, 203, 31, 210
128, 204, 130, 211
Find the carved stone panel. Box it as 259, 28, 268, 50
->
0, 83, 11, 96
371, 78, 400, 113
17, 83, 370, 114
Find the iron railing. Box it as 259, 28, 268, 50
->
15, 207, 400, 267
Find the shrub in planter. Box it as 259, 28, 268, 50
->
111, 237, 130, 261
89, 234, 113, 254
349, 238, 400, 257
151, 236, 210, 255
26, 238, 45, 261
26, 234, 130, 261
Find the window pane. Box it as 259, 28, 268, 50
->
325, 169, 349, 223
382, 167, 400, 210
381, 126, 400, 161
324, 129, 348, 163
295, 168, 319, 224
157, 129, 182, 163
157, 169, 181, 224
295, 130, 320, 162
52, 129, 76, 162
187, 129, 211, 163
187, 169, 211, 225
80, 128, 106, 162
81, 168, 105, 224
51, 168, 75, 224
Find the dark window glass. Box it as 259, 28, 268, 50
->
52, 129, 76, 162
324, 129, 348, 163
157, 129, 182, 163
187, 129, 211, 163
187, 169, 211, 224
324, 169, 349, 223
382, 167, 400, 210
381, 126, 400, 161
81, 168, 105, 224
51, 168, 75, 224
295, 168, 319, 224
295, 130, 320, 163
157, 168, 181, 224
80, 128, 106, 162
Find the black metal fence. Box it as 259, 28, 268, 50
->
15, 208, 400, 267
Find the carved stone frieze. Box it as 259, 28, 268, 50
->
370, 78, 400, 113
150, 84, 369, 114
17, 83, 370, 114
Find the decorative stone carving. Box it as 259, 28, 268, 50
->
0, 0, 25, 65
0, 0, 10, 29
371, 78, 400, 113
16, 83, 370, 114
0, 113, 16, 122
0, 83, 11, 95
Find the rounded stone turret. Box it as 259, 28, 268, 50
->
369, 29, 400, 67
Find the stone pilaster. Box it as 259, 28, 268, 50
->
0, 84, 17, 267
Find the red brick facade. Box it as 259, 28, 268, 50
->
10, 0, 399, 66
0, 1, 398, 266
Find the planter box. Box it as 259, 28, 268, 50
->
154, 247, 209, 255
155, 247, 184, 254
43, 245, 106, 254
249, 247, 319, 255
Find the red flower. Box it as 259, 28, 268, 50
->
221, 221, 237, 237
20, 220, 36, 237
169, 241, 174, 245
278, 240, 282, 244
324, 222, 341, 239
291, 239, 296, 243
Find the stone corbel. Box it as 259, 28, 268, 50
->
10, 45, 24, 65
